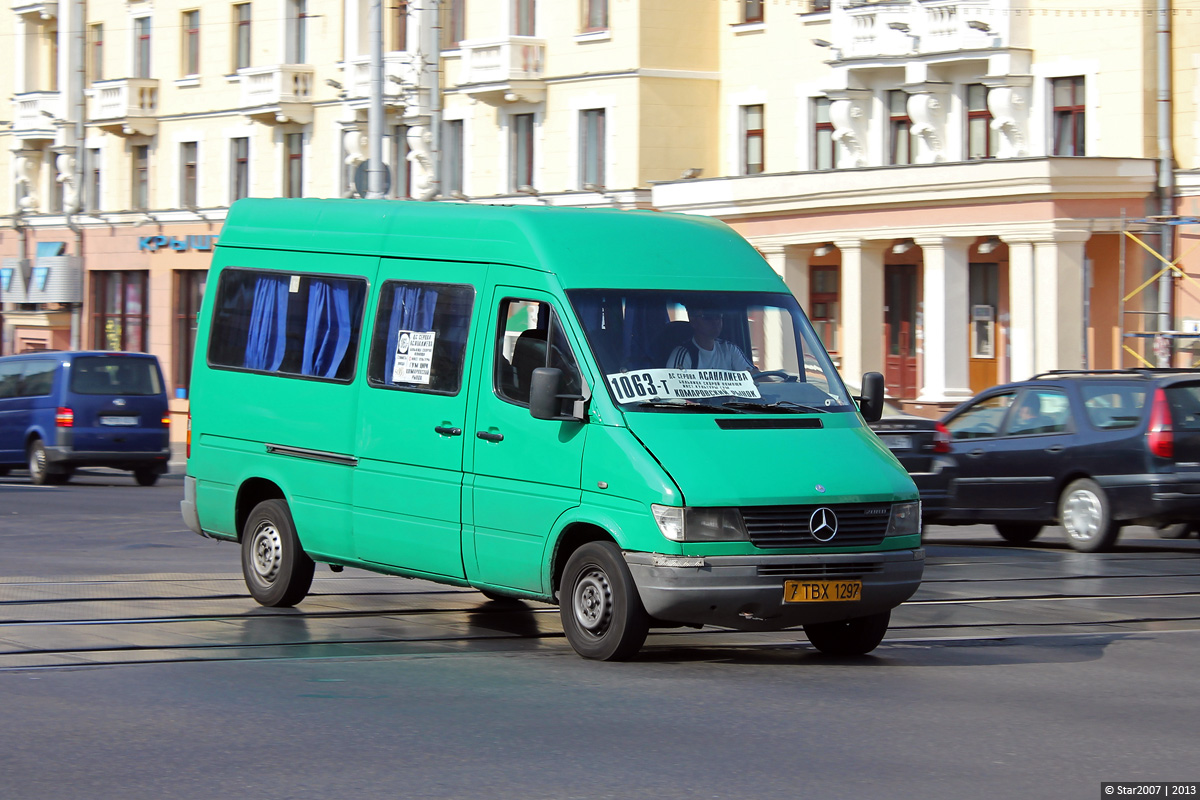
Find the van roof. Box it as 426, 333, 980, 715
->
216, 199, 784, 292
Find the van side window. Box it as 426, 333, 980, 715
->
20, 361, 57, 397
495, 298, 582, 406
207, 268, 367, 382
0, 361, 23, 399
367, 281, 475, 395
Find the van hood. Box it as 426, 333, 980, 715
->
624, 412, 917, 507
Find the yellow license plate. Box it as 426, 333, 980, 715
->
783, 580, 862, 603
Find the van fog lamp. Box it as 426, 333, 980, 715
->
886, 501, 921, 536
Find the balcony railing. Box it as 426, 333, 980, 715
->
88, 79, 158, 136
238, 65, 315, 123
460, 36, 545, 85
12, 91, 62, 139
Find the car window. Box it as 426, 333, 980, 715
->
945, 392, 1015, 439
1006, 388, 1072, 436
1081, 384, 1146, 430
70, 357, 162, 396
494, 298, 582, 407
1164, 383, 1200, 432
0, 361, 22, 399
20, 361, 57, 397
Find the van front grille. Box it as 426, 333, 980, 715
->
740, 504, 891, 548
757, 562, 885, 578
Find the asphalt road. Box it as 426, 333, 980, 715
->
1, 469, 1198, 800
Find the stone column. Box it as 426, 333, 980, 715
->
759, 245, 810, 370
1034, 232, 1090, 373
1002, 237, 1036, 381
916, 236, 973, 401
835, 239, 887, 382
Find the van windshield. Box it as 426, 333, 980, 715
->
70, 357, 162, 396
566, 289, 854, 414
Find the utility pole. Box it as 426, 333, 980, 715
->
366, 0, 386, 198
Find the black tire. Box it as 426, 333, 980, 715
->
803, 610, 891, 656
1156, 523, 1196, 539
241, 499, 314, 607
27, 440, 51, 486
1059, 478, 1121, 552
134, 468, 160, 487
995, 523, 1043, 545
0, 467, 11, 477
559, 541, 649, 661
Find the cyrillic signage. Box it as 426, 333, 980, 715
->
138, 235, 218, 253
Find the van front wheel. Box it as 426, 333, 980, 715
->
804, 610, 891, 656
559, 541, 649, 661
241, 499, 314, 607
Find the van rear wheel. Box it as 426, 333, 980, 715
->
559, 541, 649, 661
804, 610, 891, 656
241, 499, 314, 607
134, 468, 160, 487
27, 440, 52, 486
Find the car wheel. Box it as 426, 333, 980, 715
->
27, 440, 50, 486
0, 467, 10, 477
559, 541, 649, 661
803, 610, 891, 656
241, 499, 315, 607
134, 468, 160, 487
1059, 478, 1121, 552
995, 523, 1043, 545
1156, 523, 1196, 539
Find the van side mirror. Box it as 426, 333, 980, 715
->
530, 367, 586, 422
857, 371, 886, 423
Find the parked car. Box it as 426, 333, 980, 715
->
0, 351, 171, 486
935, 369, 1200, 551
867, 399, 955, 522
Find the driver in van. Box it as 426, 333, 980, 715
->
666, 305, 755, 372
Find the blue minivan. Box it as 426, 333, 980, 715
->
0, 351, 171, 485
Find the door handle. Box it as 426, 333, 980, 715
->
1044, 445, 1064, 453
967, 449, 985, 458
435, 426, 463, 437
476, 431, 504, 442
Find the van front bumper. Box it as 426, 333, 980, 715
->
624, 549, 924, 631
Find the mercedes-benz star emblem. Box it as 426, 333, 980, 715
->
808, 507, 839, 542
113, 398, 127, 406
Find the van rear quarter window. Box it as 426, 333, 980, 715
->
21, 361, 58, 397
207, 267, 367, 381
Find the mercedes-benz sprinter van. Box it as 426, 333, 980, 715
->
181, 199, 923, 660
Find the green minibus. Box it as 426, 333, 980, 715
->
181, 198, 923, 660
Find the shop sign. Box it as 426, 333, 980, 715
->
139, 235, 218, 253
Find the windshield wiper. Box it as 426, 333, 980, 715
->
635, 401, 745, 414
721, 400, 829, 414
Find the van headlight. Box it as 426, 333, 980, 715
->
886, 501, 921, 536
652, 505, 749, 542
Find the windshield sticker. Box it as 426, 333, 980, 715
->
605, 368, 761, 403
392, 330, 436, 384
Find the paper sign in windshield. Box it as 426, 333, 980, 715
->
605, 368, 760, 404
392, 330, 436, 384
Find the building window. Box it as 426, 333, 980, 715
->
180, 142, 198, 208
966, 84, 996, 160
233, 3, 252, 71
743, 104, 764, 175
888, 90, 911, 165
134, 17, 152, 79
389, 0, 409, 50
230, 137, 249, 201
443, 0, 465, 49
182, 10, 200, 75
444, 119, 464, 195
131, 145, 149, 210
511, 113, 534, 192
813, 97, 835, 171
1052, 76, 1086, 157
93, 271, 150, 353
584, 0, 608, 31
86, 147, 101, 212
514, 0, 535, 35
87, 23, 103, 83
810, 266, 839, 353
174, 270, 207, 393
390, 125, 411, 199
580, 109, 605, 190
743, 0, 764, 23
810, 0, 831, 11
287, 0, 309, 63
284, 132, 303, 197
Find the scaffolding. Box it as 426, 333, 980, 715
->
1119, 215, 1200, 369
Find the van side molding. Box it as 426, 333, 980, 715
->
265, 443, 359, 467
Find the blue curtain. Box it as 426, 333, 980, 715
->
243, 275, 288, 371
622, 295, 668, 369
302, 279, 353, 378
384, 285, 439, 385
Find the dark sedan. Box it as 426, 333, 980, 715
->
868, 400, 955, 522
